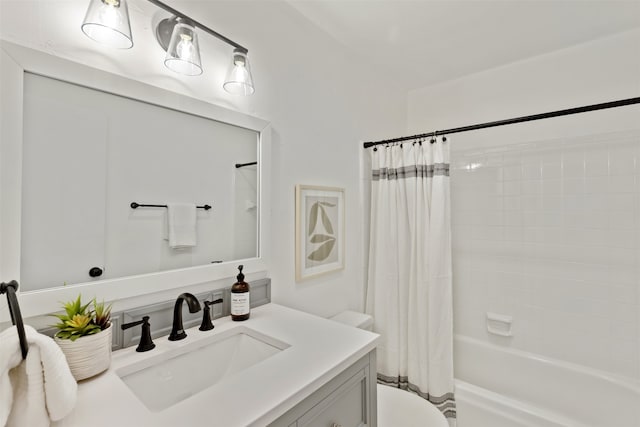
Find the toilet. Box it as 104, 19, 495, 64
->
331, 311, 449, 427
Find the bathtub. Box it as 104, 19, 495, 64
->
454, 335, 640, 427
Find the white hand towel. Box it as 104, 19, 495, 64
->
0, 325, 77, 427
167, 203, 197, 249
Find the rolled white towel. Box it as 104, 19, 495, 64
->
0, 325, 77, 427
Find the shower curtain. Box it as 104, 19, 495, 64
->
365, 137, 456, 424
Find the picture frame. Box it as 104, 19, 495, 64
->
295, 185, 345, 281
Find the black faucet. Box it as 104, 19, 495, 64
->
168, 293, 201, 341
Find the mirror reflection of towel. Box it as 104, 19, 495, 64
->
167, 203, 197, 249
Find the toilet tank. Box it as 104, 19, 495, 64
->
330, 311, 374, 331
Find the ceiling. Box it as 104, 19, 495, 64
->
288, 0, 640, 90
1, 1, 639, 94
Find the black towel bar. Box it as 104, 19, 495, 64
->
130, 202, 212, 210
1, 280, 28, 359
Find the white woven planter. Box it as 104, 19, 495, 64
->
55, 324, 112, 381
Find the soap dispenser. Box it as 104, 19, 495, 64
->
231, 265, 250, 321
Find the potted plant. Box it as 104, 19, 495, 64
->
52, 295, 113, 381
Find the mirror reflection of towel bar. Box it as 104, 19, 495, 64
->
235, 161, 257, 168
130, 202, 212, 210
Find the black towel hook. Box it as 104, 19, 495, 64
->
1, 280, 28, 359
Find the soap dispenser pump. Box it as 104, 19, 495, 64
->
231, 265, 250, 321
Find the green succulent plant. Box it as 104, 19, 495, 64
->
52, 295, 112, 341
93, 298, 112, 330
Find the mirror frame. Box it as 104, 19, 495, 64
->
0, 41, 271, 320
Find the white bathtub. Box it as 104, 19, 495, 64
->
454, 335, 640, 427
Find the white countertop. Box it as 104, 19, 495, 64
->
54, 303, 379, 427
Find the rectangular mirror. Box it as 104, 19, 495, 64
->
21, 73, 258, 291
0, 41, 271, 318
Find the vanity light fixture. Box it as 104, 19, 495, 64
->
81, 0, 133, 49
80, 0, 255, 94
163, 19, 203, 76
223, 49, 255, 95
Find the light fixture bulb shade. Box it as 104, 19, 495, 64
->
164, 22, 203, 76
81, 0, 133, 49
223, 49, 255, 95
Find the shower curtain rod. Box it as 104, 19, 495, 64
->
362, 97, 640, 148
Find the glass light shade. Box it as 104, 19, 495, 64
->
223, 49, 255, 95
81, 0, 133, 49
164, 23, 203, 76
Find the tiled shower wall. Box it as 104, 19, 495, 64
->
451, 130, 640, 381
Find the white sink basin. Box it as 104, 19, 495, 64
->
116, 326, 290, 412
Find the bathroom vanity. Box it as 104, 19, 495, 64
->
53, 304, 379, 427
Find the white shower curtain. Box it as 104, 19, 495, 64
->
365, 137, 455, 424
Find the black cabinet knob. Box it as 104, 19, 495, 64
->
89, 267, 103, 277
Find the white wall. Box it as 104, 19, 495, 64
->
1, 1, 407, 317
210, 3, 407, 317
408, 29, 640, 380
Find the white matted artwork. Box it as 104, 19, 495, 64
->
295, 185, 345, 281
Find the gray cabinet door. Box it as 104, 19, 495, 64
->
298, 368, 367, 427
270, 350, 377, 427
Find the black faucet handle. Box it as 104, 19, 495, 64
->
121, 317, 145, 330
199, 298, 223, 331
121, 316, 156, 352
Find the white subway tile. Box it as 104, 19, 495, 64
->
585, 176, 609, 194
563, 194, 585, 212
583, 194, 610, 211
584, 149, 609, 177
607, 265, 637, 285
503, 165, 522, 181
542, 195, 563, 211
562, 178, 585, 194
537, 212, 564, 228
609, 320, 639, 342
605, 229, 638, 249
609, 210, 636, 230
609, 174, 636, 193
503, 180, 521, 196
581, 211, 610, 229
522, 180, 543, 195
542, 162, 562, 179
609, 147, 636, 176
522, 195, 544, 210
608, 283, 639, 304
608, 193, 636, 211
542, 178, 563, 195
503, 195, 522, 210
522, 162, 542, 180
562, 213, 585, 229
562, 151, 585, 178
609, 302, 638, 325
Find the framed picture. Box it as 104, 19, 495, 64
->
295, 185, 345, 281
